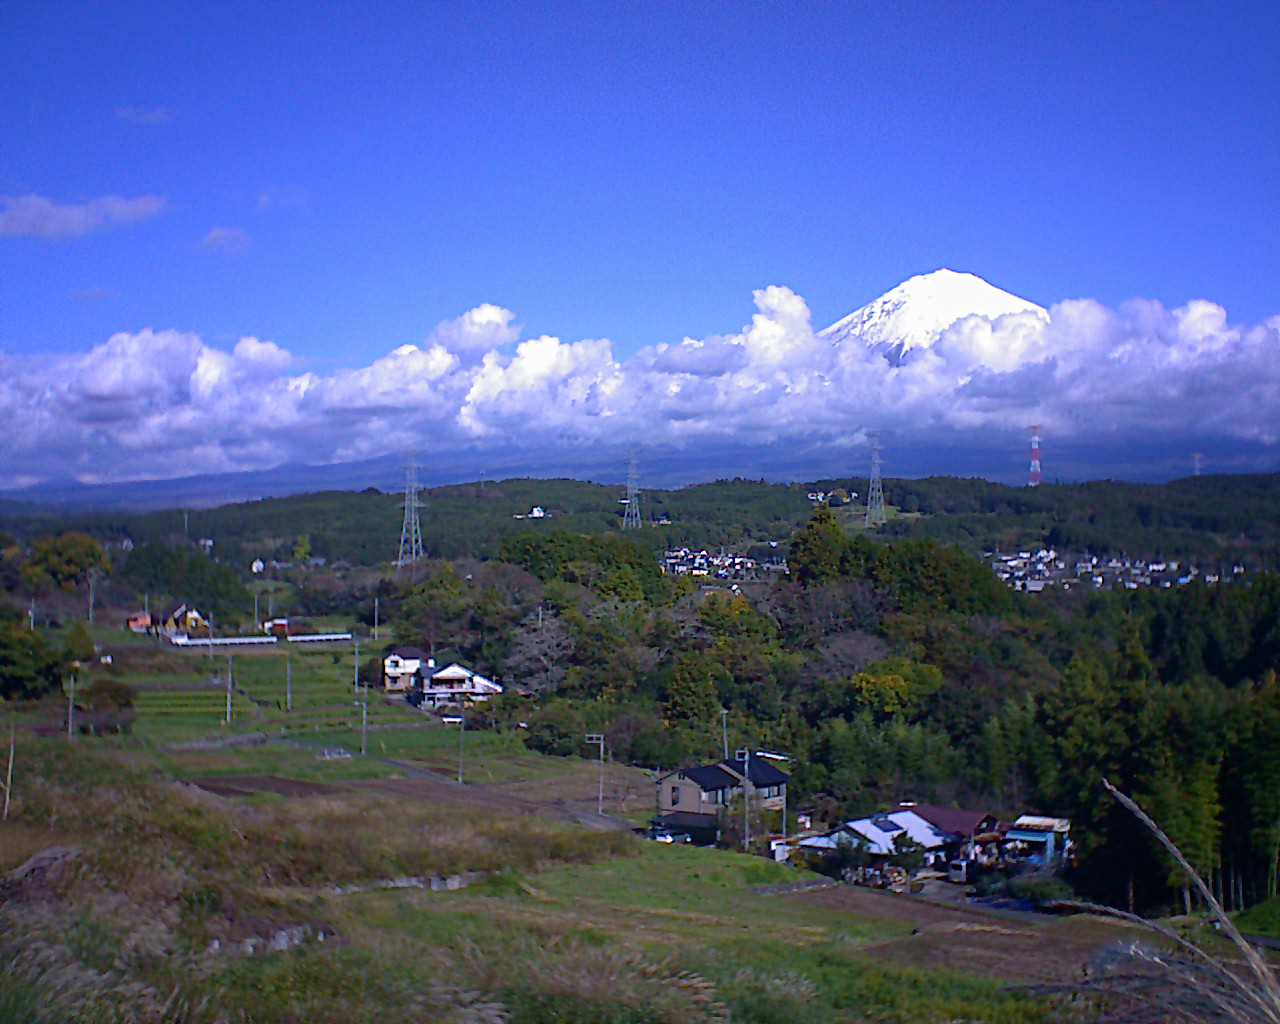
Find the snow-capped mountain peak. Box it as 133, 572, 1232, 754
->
820, 268, 1048, 361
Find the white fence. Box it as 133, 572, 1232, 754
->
169, 635, 279, 648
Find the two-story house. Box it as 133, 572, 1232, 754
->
383, 646, 431, 691
383, 647, 504, 708
653, 756, 790, 844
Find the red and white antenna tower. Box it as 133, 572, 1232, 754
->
1028, 425, 1042, 487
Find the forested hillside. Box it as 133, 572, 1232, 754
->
5, 473, 1279, 572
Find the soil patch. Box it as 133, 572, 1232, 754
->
192, 775, 341, 798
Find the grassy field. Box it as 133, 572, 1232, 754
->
0, 625, 1137, 1023
0, 729, 1050, 1023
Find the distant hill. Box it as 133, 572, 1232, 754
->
5, 472, 1280, 571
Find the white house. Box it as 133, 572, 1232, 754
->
419, 662, 503, 708
382, 648, 503, 707
383, 646, 432, 691
798, 809, 954, 866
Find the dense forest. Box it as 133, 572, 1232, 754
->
4, 475, 1280, 917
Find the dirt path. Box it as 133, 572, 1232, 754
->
786, 884, 1136, 984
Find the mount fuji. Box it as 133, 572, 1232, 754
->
820, 268, 1049, 363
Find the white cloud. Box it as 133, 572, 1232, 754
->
115, 105, 174, 126
200, 226, 251, 253
0, 194, 167, 239
0, 291, 1277, 488
429, 303, 520, 353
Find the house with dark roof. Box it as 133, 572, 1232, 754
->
891, 803, 999, 841
657, 756, 789, 818
653, 756, 790, 847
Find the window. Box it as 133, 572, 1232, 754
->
670, 786, 680, 806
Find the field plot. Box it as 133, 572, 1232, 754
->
322, 842, 1047, 1023
787, 883, 1140, 985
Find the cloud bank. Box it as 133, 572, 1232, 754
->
0, 194, 167, 239
1, 288, 1277, 487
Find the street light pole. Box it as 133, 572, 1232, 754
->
585, 733, 605, 815
720, 708, 729, 760
443, 715, 465, 783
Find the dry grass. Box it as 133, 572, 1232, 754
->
1026, 779, 1280, 1023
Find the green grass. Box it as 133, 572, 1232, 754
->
154, 741, 402, 783
1, 734, 1054, 1024
1236, 894, 1280, 938
313, 843, 1045, 1024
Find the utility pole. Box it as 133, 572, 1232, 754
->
286, 654, 292, 712
28, 597, 34, 631
360, 697, 368, 756
67, 674, 76, 740
353, 637, 361, 696
87, 570, 97, 624
373, 597, 379, 641
225, 657, 233, 724
720, 708, 729, 760
443, 715, 465, 783
736, 747, 751, 851
2, 714, 14, 821
585, 733, 605, 815
253, 592, 259, 630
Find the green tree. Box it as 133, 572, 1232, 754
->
21, 533, 110, 592
788, 507, 849, 586
890, 833, 926, 885
526, 700, 586, 756
63, 622, 96, 665
663, 652, 725, 726
0, 625, 63, 701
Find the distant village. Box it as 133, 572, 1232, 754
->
660, 547, 787, 581
987, 547, 1249, 593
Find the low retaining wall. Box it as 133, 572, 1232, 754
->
329, 871, 487, 896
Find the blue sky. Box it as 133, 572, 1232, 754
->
1, 1, 1278, 487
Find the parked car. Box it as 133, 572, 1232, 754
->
648, 829, 693, 844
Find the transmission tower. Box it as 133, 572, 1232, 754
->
865, 432, 887, 529
396, 460, 425, 571
1028, 425, 1043, 487
1192, 452, 1205, 477
622, 451, 642, 530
